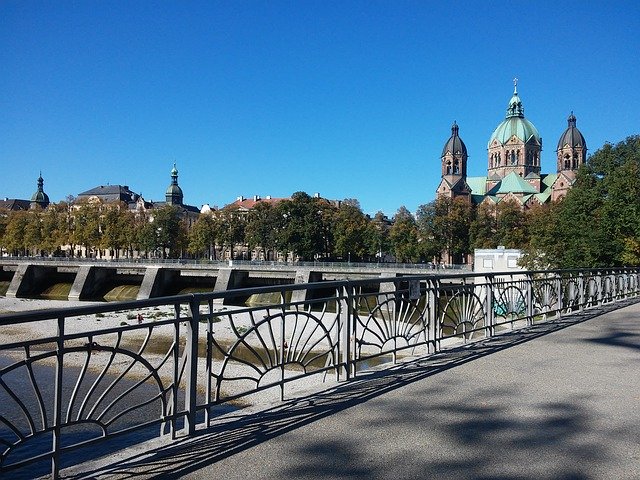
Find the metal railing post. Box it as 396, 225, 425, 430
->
427, 279, 438, 353
556, 273, 563, 319
526, 272, 534, 326
341, 284, 353, 380
52, 315, 65, 480
184, 296, 200, 436
485, 274, 494, 338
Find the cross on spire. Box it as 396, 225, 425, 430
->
513, 77, 518, 94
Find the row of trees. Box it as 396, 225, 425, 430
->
2, 136, 638, 267
0, 202, 189, 259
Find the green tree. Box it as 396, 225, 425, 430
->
389, 206, 419, 263
188, 214, 219, 259
275, 192, 324, 260
366, 211, 391, 261
2, 211, 28, 256
153, 205, 188, 258
524, 135, 640, 268
217, 210, 245, 260
244, 202, 278, 260
332, 201, 370, 261
470, 202, 497, 249
72, 202, 102, 257
23, 211, 43, 256
495, 199, 527, 248
101, 203, 134, 258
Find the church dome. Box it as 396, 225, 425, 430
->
165, 183, 183, 197
488, 85, 541, 147
30, 174, 50, 207
441, 121, 467, 157
556, 112, 587, 151
165, 163, 184, 205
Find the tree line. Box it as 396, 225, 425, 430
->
1, 136, 638, 268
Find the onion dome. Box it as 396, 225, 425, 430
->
488, 82, 541, 147
556, 112, 587, 151
165, 163, 184, 205
441, 121, 468, 157
30, 173, 50, 208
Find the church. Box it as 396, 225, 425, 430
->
436, 81, 587, 207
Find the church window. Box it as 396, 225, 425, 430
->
454, 161, 460, 174
564, 154, 570, 169
511, 150, 516, 165
446, 162, 452, 175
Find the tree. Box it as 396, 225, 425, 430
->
2, 211, 28, 256
275, 192, 324, 261
366, 211, 391, 261
101, 203, 135, 259
332, 201, 371, 261
431, 197, 473, 265
470, 202, 497, 249
217, 210, 245, 260
416, 201, 445, 262
23, 211, 43, 256
524, 135, 640, 268
188, 214, 219, 259
244, 203, 278, 260
389, 206, 419, 263
495, 199, 527, 249
153, 205, 188, 258
72, 202, 101, 257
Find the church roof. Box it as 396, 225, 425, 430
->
466, 176, 488, 195
557, 112, 587, 151
489, 172, 539, 195
541, 173, 557, 189
441, 121, 467, 157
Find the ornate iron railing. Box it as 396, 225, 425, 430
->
0, 267, 638, 478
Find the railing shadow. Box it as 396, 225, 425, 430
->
67, 297, 640, 479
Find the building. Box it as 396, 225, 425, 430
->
76, 164, 200, 226
436, 81, 587, 207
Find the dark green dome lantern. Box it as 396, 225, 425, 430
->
165, 163, 184, 206
30, 173, 50, 209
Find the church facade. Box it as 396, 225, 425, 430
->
436, 82, 587, 207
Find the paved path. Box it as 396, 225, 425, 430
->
69, 300, 640, 480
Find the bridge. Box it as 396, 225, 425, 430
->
0, 257, 466, 303
0, 267, 638, 478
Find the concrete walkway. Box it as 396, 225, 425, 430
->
69, 299, 640, 480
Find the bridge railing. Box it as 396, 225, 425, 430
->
0, 267, 638, 478
0, 255, 470, 271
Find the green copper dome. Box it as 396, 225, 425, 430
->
30, 174, 50, 207
165, 163, 184, 205
488, 84, 541, 147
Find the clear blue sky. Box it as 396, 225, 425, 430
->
2, 1, 639, 217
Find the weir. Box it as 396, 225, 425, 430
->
0, 259, 454, 302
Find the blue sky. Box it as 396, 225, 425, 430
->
2, 1, 639, 216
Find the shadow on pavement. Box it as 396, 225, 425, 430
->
68, 298, 640, 479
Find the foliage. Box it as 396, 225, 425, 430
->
389, 206, 419, 262
188, 213, 219, 259
524, 135, 640, 268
